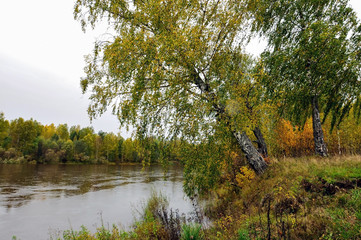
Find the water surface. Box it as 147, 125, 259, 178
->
0, 164, 192, 240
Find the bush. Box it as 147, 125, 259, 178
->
44, 149, 59, 163
3, 148, 19, 160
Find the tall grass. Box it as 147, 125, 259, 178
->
206, 155, 361, 239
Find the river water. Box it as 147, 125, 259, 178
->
0, 164, 193, 240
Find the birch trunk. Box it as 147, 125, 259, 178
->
253, 126, 269, 158
312, 96, 328, 157
233, 131, 268, 174
192, 72, 268, 174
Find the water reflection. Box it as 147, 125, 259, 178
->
0, 164, 183, 210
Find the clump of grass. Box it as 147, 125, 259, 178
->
62, 226, 92, 239
141, 191, 169, 222
180, 224, 203, 240
61, 225, 133, 240
237, 229, 250, 240
134, 190, 187, 239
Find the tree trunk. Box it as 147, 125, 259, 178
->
192, 71, 268, 174
337, 130, 341, 155
253, 127, 269, 158
312, 96, 328, 157
233, 131, 268, 174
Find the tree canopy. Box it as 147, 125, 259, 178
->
249, 0, 361, 156
252, 0, 361, 128
75, 0, 260, 139
74, 0, 268, 173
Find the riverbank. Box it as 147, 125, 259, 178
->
56, 155, 361, 239
0, 158, 180, 167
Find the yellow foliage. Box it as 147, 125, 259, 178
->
217, 215, 234, 231
274, 112, 361, 156
42, 124, 56, 139
274, 119, 314, 156
230, 151, 239, 161
235, 166, 255, 188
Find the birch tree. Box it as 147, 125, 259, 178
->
250, 0, 361, 156
74, 0, 268, 173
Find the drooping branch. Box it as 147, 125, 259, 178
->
118, 85, 171, 95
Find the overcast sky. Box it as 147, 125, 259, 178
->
0, 1, 361, 136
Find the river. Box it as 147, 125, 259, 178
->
0, 164, 193, 240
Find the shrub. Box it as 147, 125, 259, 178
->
3, 148, 19, 160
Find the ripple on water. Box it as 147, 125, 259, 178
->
0, 163, 190, 240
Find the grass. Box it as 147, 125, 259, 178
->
205, 155, 361, 239
181, 224, 203, 240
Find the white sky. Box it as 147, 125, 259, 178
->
0, 0, 361, 135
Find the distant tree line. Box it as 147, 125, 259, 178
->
2, 108, 361, 165
0, 112, 180, 164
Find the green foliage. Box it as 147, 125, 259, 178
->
121, 138, 139, 162
181, 224, 203, 240
324, 189, 361, 239
0, 114, 177, 164
60, 224, 135, 240
142, 191, 169, 221
252, 0, 361, 129
74, 0, 268, 144
102, 133, 119, 162
237, 229, 250, 240
9, 118, 41, 156
315, 165, 361, 183
0, 112, 9, 147
57, 124, 69, 140
62, 226, 93, 240
70, 125, 80, 141
182, 139, 225, 196
131, 191, 185, 239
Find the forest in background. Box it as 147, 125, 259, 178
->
2, 108, 361, 164
0, 112, 180, 164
